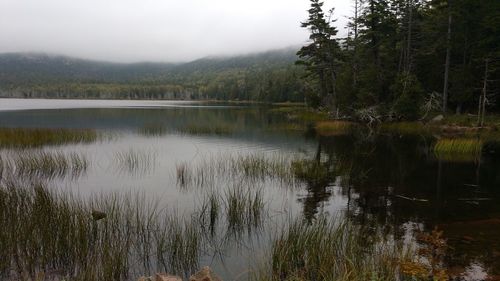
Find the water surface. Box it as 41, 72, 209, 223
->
0, 98, 499, 280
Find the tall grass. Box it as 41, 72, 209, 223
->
138, 123, 167, 137
0, 128, 98, 148
115, 149, 156, 176
254, 217, 413, 281
0, 182, 203, 280
433, 138, 483, 162
224, 187, 264, 233
315, 121, 355, 136
179, 124, 234, 136
175, 153, 299, 190
0, 150, 88, 180
379, 122, 433, 136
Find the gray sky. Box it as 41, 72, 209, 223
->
0, 0, 352, 62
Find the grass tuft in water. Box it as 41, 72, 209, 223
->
175, 153, 299, 190
0, 150, 89, 180
315, 121, 355, 136
433, 138, 483, 162
115, 149, 156, 175
179, 124, 234, 136
224, 187, 264, 232
0, 182, 202, 280
0, 128, 99, 148
255, 217, 412, 281
138, 123, 168, 137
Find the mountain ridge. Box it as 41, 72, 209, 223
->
0, 47, 299, 85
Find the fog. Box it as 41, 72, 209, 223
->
0, 0, 352, 62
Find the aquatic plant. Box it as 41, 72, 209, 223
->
179, 124, 234, 136
115, 148, 156, 175
0, 181, 203, 280
0, 150, 89, 180
315, 120, 355, 136
379, 121, 434, 136
224, 186, 264, 232
0, 128, 99, 148
291, 159, 333, 187
138, 123, 168, 137
433, 138, 483, 162
254, 217, 413, 281
175, 153, 299, 189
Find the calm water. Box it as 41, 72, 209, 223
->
0, 98, 499, 280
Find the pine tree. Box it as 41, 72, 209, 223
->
297, 0, 342, 113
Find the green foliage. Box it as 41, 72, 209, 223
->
391, 74, 424, 120
297, 0, 342, 110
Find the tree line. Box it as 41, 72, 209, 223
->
298, 0, 500, 121
0, 51, 306, 103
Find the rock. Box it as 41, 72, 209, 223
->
431, 114, 444, 122
91, 210, 106, 221
189, 266, 222, 281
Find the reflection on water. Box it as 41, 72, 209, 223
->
0, 99, 499, 280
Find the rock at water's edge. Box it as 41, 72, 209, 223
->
189, 266, 222, 281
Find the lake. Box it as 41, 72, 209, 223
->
0, 98, 499, 280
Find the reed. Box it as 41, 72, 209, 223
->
138, 123, 167, 137
0, 128, 98, 148
179, 124, 234, 136
315, 121, 355, 136
379, 121, 432, 135
115, 149, 156, 175
224, 187, 264, 232
254, 217, 413, 281
433, 138, 483, 162
175, 153, 299, 189
0, 182, 203, 280
0, 150, 88, 180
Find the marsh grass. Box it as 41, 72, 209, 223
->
254, 217, 413, 281
0, 128, 99, 148
433, 138, 483, 162
0, 150, 88, 180
315, 120, 355, 136
115, 149, 156, 175
175, 153, 299, 189
224, 187, 264, 233
179, 124, 234, 136
138, 123, 168, 137
0, 182, 203, 280
379, 122, 434, 136
270, 107, 328, 122
291, 159, 332, 187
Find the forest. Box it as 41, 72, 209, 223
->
297, 0, 500, 121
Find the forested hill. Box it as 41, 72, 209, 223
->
0, 48, 305, 102
0, 48, 298, 84
0, 53, 176, 84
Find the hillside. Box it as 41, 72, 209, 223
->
0, 48, 298, 85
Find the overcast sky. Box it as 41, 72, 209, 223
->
0, 0, 352, 62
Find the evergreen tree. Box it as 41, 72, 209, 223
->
297, 0, 342, 112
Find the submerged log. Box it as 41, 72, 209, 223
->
395, 195, 429, 202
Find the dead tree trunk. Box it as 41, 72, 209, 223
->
478, 59, 489, 127
442, 0, 452, 113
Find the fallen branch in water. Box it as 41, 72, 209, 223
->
395, 195, 429, 202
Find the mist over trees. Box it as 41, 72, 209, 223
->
0, 0, 498, 120
0, 50, 305, 102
